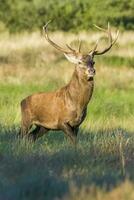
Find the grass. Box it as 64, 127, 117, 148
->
0, 126, 134, 200
0, 30, 134, 200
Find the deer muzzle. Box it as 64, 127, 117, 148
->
86, 67, 96, 78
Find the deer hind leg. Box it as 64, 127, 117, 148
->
28, 125, 49, 142
20, 113, 31, 138
20, 100, 32, 137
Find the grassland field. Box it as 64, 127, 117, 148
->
0, 30, 134, 200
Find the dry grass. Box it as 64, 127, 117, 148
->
65, 180, 134, 200
0, 30, 134, 200
0, 30, 134, 57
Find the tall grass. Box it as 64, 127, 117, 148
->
0, 30, 134, 199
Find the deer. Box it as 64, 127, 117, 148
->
20, 22, 119, 145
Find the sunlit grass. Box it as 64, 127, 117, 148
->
0, 63, 133, 130
0, 30, 134, 199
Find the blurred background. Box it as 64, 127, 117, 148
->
0, 0, 134, 33
0, 1, 134, 200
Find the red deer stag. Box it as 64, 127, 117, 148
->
20, 22, 119, 144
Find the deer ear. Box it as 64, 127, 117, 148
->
64, 53, 81, 64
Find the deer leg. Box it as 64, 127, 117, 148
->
35, 126, 49, 140
20, 115, 31, 138
28, 126, 40, 141
28, 126, 49, 142
20, 100, 32, 137
61, 123, 77, 145
73, 127, 79, 137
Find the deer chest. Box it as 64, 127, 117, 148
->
69, 107, 87, 127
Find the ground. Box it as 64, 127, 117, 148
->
0, 31, 134, 200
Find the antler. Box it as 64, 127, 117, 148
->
43, 21, 76, 54
91, 22, 119, 56
78, 39, 82, 53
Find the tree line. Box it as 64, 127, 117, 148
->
0, 0, 134, 33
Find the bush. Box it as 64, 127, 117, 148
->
0, 0, 134, 33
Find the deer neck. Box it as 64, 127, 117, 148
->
67, 65, 94, 106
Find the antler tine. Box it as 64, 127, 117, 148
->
66, 44, 76, 52
91, 22, 119, 56
43, 20, 52, 31
111, 29, 119, 45
93, 24, 107, 32
107, 22, 112, 44
78, 39, 82, 53
66, 39, 82, 53
43, 21, 71, 54
90, 39, 99, 55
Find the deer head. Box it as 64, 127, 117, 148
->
43, 21, 119, 79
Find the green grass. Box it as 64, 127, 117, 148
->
96, 55, 134, 68
0, 126, 134, 200
0, 31, 134, 199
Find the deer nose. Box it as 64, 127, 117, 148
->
93, 68, 96, 74
89, 68, 96, 74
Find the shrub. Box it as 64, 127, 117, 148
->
0, 0, 134, 33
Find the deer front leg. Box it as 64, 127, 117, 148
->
61, 123, 77, 145
73, 126, 79, 137
28, 126, 49, 142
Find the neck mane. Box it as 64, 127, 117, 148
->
66, 65, 94, 106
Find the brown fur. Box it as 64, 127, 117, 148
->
20, 65, 94, 144
20, 22, 118, 144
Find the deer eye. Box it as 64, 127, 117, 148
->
92, 61, 95, 65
